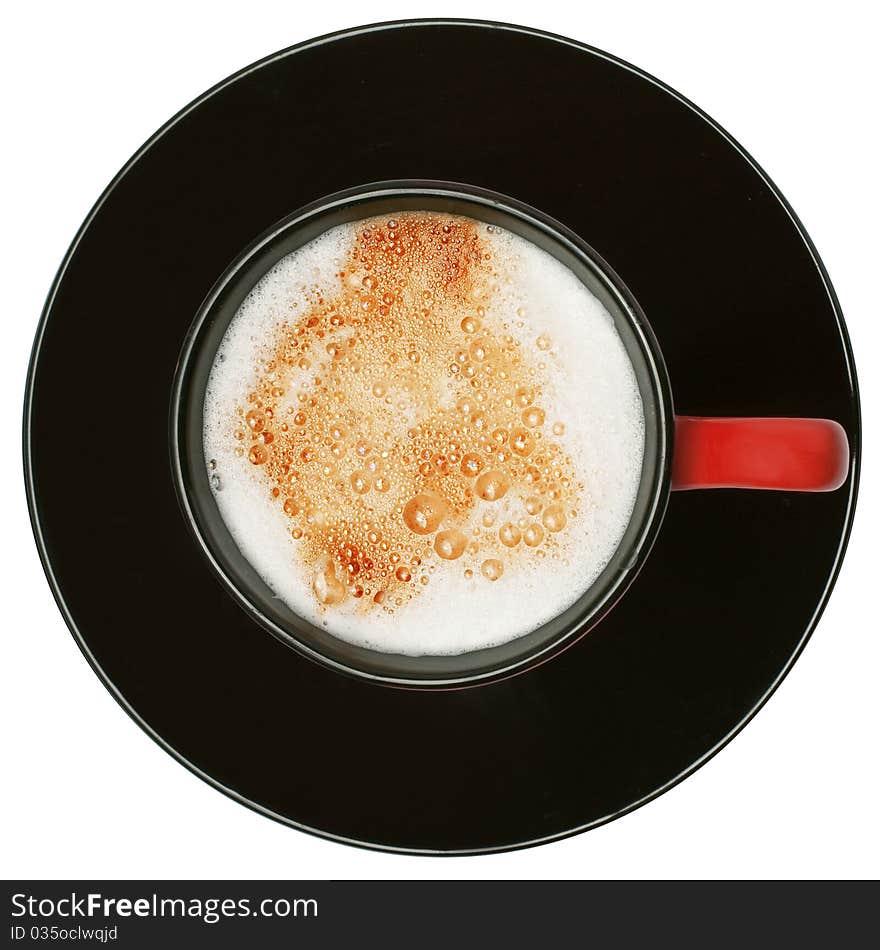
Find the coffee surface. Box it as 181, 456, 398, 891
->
204, 212, 644, 654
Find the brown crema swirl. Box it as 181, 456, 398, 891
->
229, 213, 582, 616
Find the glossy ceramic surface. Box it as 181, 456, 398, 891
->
171, 181, 671, 686
24, 20, 859, 853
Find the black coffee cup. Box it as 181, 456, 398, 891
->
172, 181, 848, 688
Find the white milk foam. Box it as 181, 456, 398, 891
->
203, 215, 644, 655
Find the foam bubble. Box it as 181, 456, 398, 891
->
203, 213, 644, 655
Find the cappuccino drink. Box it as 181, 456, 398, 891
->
203, 212, 644, 655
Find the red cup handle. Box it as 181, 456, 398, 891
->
672, 416, 849, 492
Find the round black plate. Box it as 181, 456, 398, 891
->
25, 20, 860, 854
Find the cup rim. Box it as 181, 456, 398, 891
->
169, 179, 674, 687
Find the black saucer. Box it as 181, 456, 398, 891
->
24, 21, 860, 854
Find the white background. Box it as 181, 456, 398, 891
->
2, 0, 877, 880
